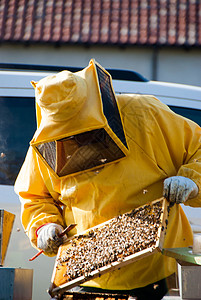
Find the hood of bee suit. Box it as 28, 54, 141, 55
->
30, 59, 129, 178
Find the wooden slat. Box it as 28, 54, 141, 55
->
62, 291, 129, 300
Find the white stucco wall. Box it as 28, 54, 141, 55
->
158, 48, 201, 87
0, 44, 153, 79
0, 43, 201, 87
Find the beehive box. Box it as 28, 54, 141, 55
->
49, 197, 169, 297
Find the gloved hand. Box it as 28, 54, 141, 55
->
163, 176, 198, 204
36, 223, 65, 255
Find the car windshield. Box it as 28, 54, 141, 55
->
0, 97, 36, 185
0, 96, 201, 185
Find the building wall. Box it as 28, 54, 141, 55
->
0, 44, 201, 87
158, 48, 201, 87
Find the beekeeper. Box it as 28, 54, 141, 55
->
15, 59, 201, 299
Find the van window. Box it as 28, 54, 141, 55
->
0, 97, 36, 185
170, 106, 201, 127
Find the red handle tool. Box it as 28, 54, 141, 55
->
29, 223, 77, 261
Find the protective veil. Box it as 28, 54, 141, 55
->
15, 60, 201, 290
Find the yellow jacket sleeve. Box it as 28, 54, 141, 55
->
118, 94, 201, 206
14, 147, 65, 250
130, 94, 201, 206
177, 123, 201, 207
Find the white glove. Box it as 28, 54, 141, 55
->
163, 176, 198, 204
37, 223, 65, 255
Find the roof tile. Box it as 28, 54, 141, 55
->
0, 0, 201, 47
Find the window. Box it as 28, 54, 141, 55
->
169, 106, 201, 127
0, 97, 36, 185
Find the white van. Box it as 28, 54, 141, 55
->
1, 63, 201, 300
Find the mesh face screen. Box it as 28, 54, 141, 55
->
96, 64, 128, 149
37, 141, 56, 171
36, 129, 125, 177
